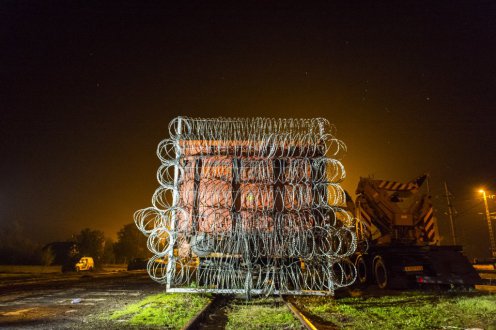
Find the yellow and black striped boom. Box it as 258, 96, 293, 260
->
355, 174, 439, 245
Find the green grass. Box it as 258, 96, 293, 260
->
108, 293, 211, 329
226, 299, 300, 330
296, 291, 496, 330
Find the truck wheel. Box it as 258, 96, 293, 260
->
355, 255, 368, 285
373, 256, 388, 289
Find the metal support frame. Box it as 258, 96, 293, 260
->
135, 117, 357, 295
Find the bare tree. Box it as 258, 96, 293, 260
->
113, 223, 148, 264
75, 228, 105, 263
101, 238, 116, 264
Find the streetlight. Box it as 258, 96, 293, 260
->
479, 189, 496, 258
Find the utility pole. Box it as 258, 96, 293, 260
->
480, 190, 496, 259
444, 182, 457, 245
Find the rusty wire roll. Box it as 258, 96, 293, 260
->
134, 117, 356, 295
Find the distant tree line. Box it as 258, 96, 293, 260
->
0, 222, 42, 265
0, 222, 149, 266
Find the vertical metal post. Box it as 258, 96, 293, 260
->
481, 190, 496, 258
444, 182, 457, 245
166, 117, 182, 290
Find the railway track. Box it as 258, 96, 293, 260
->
283, 297, 320, 330
182, 294, 324, 330
180, 286, 496, 330
181, 282, 496, 330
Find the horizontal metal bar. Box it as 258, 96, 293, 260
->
166, 288, 331, 296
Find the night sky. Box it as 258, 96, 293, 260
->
1, 2, 495, 258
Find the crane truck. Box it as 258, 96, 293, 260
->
350, 175, 480, 289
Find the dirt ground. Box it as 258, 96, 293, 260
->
0, 270, 161, 329
1, 269, 494, 329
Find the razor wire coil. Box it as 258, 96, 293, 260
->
135, 117, 357, 294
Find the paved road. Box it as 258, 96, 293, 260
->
0, 271, 160, 329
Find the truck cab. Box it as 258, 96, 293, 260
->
353, 175, 480, 289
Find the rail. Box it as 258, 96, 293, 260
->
283, 296, 319, 330
182, 294, 321, 329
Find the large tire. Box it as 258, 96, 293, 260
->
373, 256, 388, 289
355, 255, 368, 285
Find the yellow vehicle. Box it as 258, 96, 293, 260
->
75, 257, 94, 271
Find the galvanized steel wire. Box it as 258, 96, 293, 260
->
135, 117, 357, 295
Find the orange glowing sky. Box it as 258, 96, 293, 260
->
1, 2, 495, 258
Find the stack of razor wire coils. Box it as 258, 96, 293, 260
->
134, 117, 357, 294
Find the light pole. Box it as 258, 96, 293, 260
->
445, 182, 457, 245
479, 190, 496, 258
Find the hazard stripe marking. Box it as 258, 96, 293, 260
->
423, 208, 433, 220
422, 207, 436, 242
425, 221, 434, 233
376, 180, 420, 191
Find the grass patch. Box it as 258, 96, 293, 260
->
108, 293, 211, 329
226, 298, 300, 330
296, 291, 496, 330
